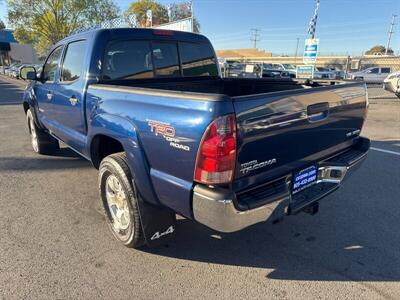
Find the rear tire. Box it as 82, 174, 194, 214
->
99, 152, 145, 248
27, 109, 59, 155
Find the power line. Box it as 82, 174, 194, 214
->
250, 28, 261, 49
385, 14, 397, 55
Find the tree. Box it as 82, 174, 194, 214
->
365, 45, 394, 55
125, 0, 168, 27
0, 19, 5, 29
125, 0, 201, 32
169, 2, 200, 32
7, 0, 120, 55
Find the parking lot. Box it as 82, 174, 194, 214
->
0, 76, 399, 299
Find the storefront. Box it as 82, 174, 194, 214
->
0, 29, 38, 66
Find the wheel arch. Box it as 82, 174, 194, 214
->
88, 114, 161, 207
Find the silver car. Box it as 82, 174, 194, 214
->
349, 67, 392, 84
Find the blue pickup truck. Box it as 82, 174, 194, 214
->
20, 28, 369, 248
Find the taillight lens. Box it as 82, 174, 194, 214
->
194, 114, 237, 184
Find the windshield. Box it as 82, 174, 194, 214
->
283, 64, 296, 69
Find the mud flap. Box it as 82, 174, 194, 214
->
137, 196, 176, 247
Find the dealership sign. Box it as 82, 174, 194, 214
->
296, 65, 315, 79
153, 17, 193, 32
303, 38, 319, 64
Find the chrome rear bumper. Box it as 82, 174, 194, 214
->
193, 137, 370, 233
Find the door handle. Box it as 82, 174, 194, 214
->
307, 102, 329, 122
46, 91, 53, 101
69, 96, 78, 106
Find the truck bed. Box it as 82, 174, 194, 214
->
97, 77, 343, 98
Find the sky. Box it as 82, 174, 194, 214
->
1, 0, 399, 55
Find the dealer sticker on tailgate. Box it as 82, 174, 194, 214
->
292, 165, 318, 194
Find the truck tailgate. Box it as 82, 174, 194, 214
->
232, 82, 367, 191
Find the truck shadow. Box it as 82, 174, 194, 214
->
145, 141, 400, 282
0, 147, 91, 171
0, 80, 24, 105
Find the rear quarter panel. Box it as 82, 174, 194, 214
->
86, 85, 234, 217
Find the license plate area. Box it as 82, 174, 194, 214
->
292, 165, 318, 194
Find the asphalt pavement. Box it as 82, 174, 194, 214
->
0, 77, 400, 299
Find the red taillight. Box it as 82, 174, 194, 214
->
194, 114, 237, 184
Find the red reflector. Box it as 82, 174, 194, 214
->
153, 29, 174, 36
194, 114, 237, 184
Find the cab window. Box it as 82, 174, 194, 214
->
152, 42, 180, 77
103, 40, 154, 80
61, 40, 87, 82
369, 68, 379, 74
42, 46, 63, 83
179, 42, 218, 77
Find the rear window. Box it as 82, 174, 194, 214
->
152, 42, 180, 77
381, 67, 391, 73
103, 40, 154, 80
179, 42, 218, 77
102, 39, 217, 80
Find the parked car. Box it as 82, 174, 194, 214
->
348, 67, 392, 84
7, 63, 23, 78
227, 63, 262, 78
12, 64, 29, 78
314, 67, 337, 80
263, 63, 296, 78
21, 28, 369, 248
4, 63, 20, 76
383, 71, 400, 97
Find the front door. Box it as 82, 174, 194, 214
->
52, 40, 88, 152
35, 46, 63, 133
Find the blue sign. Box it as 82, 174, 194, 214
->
303, 38, 319, 64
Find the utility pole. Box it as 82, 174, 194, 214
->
385, 14, 397, 55
294, 37, 300, 65
250, 29, 261, 49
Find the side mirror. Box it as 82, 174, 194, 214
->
20, 66, 37, 81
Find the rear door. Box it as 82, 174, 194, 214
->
35, 46, 63, 131
52, 39, 88, 152
232, 83, 367, 190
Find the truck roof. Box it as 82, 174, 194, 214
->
58, 28, 210, 45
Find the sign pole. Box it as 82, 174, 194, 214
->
191, 1, 194, 32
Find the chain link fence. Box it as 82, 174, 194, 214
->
229, 55, 400, 101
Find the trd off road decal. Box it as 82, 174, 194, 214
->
147, 119, 191, 151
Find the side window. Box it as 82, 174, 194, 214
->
381, 67, 391, 74
180, 42, 218, 77
61, 40, 87, 82
103, 40, 154, 80
369, 68, 379, 74
152, 42, 180, 77
42, 46, 63, 83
